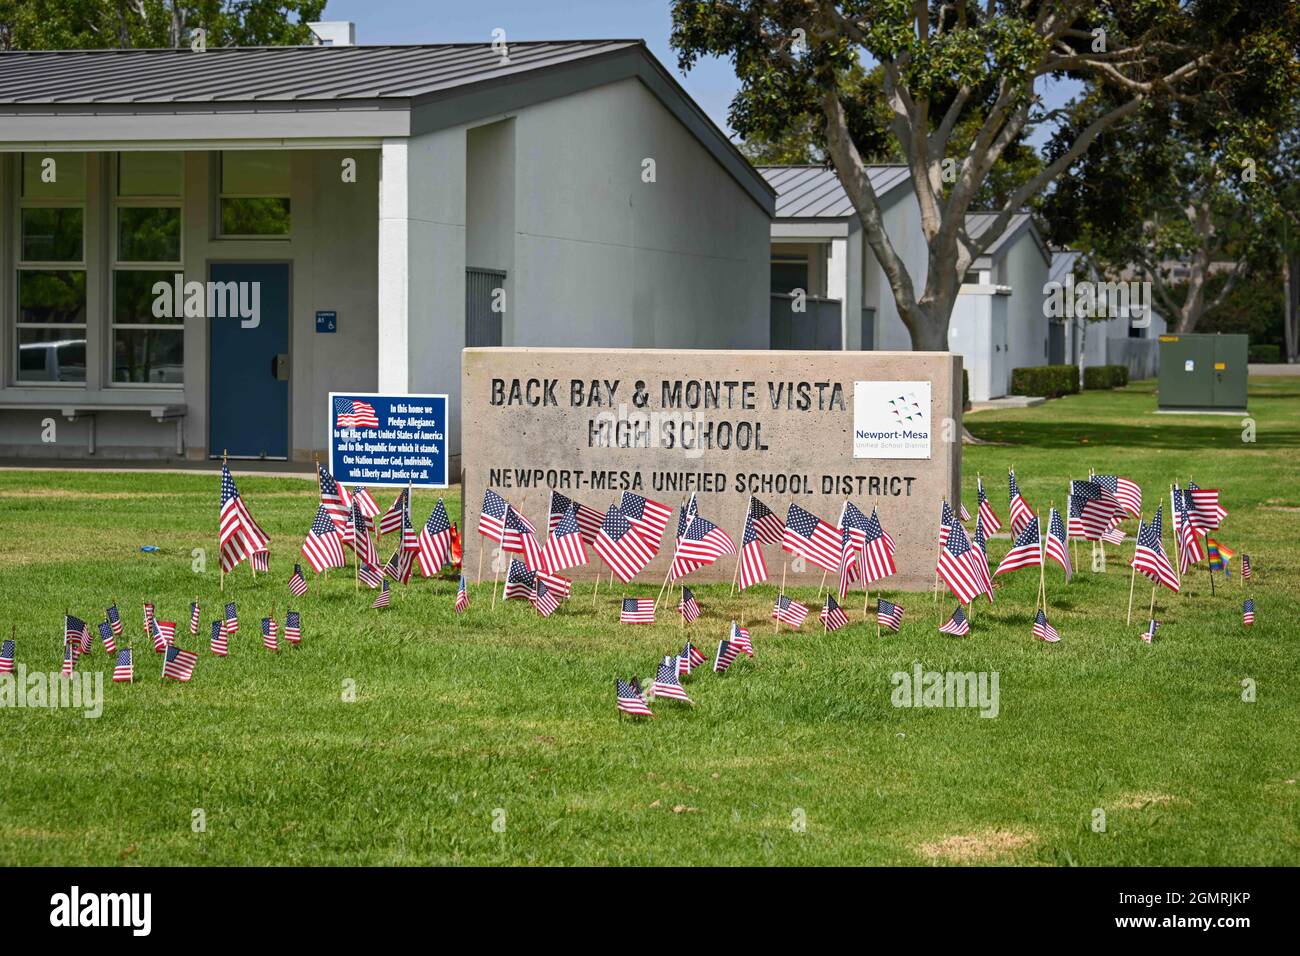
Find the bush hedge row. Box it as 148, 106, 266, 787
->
1010, 365, 1079, 398
1083, 364, 1129, 389
1249, 343, 1281, 363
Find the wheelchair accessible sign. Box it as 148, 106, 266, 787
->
327, 391, 448, 488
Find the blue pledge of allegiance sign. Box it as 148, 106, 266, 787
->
327, 392, 448, 488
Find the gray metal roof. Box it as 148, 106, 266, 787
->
965, 212, 1050, 267
757, 164, 910, 218
0, 41, 643, 104
1049, 250, 1081, 283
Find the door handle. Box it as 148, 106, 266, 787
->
271, 353, 289, 381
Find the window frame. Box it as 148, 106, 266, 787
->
216, 152, 292, 240
109, 153, 185, 388
13, 153, 88, 388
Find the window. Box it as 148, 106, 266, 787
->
771, 257, 809, 296
218, 151, 291, 237
16, 153, 87, 383
112, 152, 184, 384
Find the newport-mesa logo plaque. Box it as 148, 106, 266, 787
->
461, 349, 962, 590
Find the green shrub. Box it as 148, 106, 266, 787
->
1011, 365, 1079, 398
1249, 343, 1281, 363
1083, 364, 1129, 389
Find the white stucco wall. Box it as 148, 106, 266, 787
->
864, 190, 928, 351
1001, 229, 1051, 374
507, 77, 770, 350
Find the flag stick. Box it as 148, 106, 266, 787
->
731, 495, 753, 596
1126, 511, 1142, 625
491, 553, 501, 610
816, 569, 828, 601
730, 554, 740, 596
476, 544, 485, 585
1037, 511, 1047, 616
591, 568, 602, 607
1148, 585, 1157, 622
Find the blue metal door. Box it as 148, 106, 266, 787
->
208, 262, 290, 459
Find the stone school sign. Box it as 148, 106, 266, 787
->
461, 348, 962, 591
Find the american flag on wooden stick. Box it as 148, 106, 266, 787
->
287, 563, 308, 598
994, 515, 1042, 576
455, 575, 470, 614
107, 604, 123, 637
379, 488, 407, 537
1093, 474, 1142, 517
477, 488, 508, 543
64, 614, 88, 645
876, 598, 904, 632
358, 561, 383, 589
771, 594, 808, 629
251, 550, 269, 573
1241, 553, 1252, 579
547, 490, 603, 543
619, 491, 672, 551
223, 602, 239, 634
1172, 485, 1205, 572
958, 502, 971, 523
729, 620, 753, 657
351, 486, 380, 521
593, 505, 656, 583
670, 513, 735, 581
713, 640, 740, 674
371, 580, 391, 609
1008, 469, 1034, 533
162, 646, 197, 681
530, 580, 562, 618
0, 639, 13, 674
261, 616, 279, 649
349, 499, 378, 567
748, 496, 784, 544
416, 499, 453, 577
1131, 505, 1180, 592
977, 477, 1002, 534
189, 601, 200, 636
382, 547, 413, 584
678, 586, 701, 624
939, 607, 970, 636
502, 505, 545, 571
938, 520, 987, 605
675, 492, 698, 540
1242, 599, 1255, 626
680, 641, 706, 674
1032, 609, 1061, 643
737, 506, 768, 591
616, 678, 652, 717
301, 506, 346, 573
149, 619, 173, 653
861, 508, 897, 584
210, 619, 227, 656
1141, 619, 1159, 643
819, 594, 849, 632
284, 610, 301, 644
652, 657, 692, 704
782, 503, 841, 574
318, 463, 352, 533
1045, 507, 1072, 581
1186, 482, 1227, 529
836, 524, 858, 600
620, 598, 655, 624
61, 642, 74, 678
113, 647, 133, 682
98, 620, 116, 655
542, 506, 587, 574
502, 559, 536, 601
218, 464, 269, 572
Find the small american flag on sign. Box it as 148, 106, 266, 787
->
334, 396, 379, 429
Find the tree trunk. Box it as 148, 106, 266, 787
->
1285, 251, 1300, 364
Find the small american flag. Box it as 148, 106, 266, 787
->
1241, 553, 1252, 579
1187, 482, 1227, 529
379, 488, 408, 537
994, 515, 1041, 576
782, 503, 842, 574
620, 598, 655, 624
455, 576, 470, 614
64, 614, 88, 644
0, 639, 14, 674
289, 563, 308, 597
113, 647, 133, 682
98, 620, 116, 654
977, 477, 1002, 534
301, 505, 346, 572
729, 620, 753, 657
876, 599, 904, 632
959, 502, 972, 523
107, 604, 123, 637
219, 463, 269, 572
542, 506, 588, 574
151, 619, 176, 652
681, 641, 706, 674
383, 547, 413, 585
619, 491, 672, 549
748, 496, 784, 544
262, 617, 280, 649
836, 525, 858, 600
1141, 619, 1159, 643
1069, 480, 1119, 541
1101, 524, 1126, 546
371, 580, 391, 609
350, 499, 378, 568
536, 569, 572, 598
334, 396, 380, 429
400, 491, 420, 554
210, 619, 228, 656
61, 642, 74, 678
861, 508, 897, 584
651, 658, 692, 704
671, 513, 736, 580
503, 559, 536, 600
251, 550, 269, 573
678, 586, 701, 624
1131, 505, 1180, 593
189, 601, 201, 636
713, 640, 740, 674
1032, 609, 1061, 643
352, 486, 380, 520
676, 493, 698, 540
938, 519, 987, 605
616, 678, 653, 717
163, 645, 198, 681
819, 594, 848, 632
771, 594, 808, 629
1242, 599, 1255, 626
548, 490, 604, 543
284, 610, 301, 644
224, 601, 239, 633
503, 505, 545, 571
1008, 469, 1034, 533
939, 607, 970, 636
737, 506, 768, 591
417, 499, 453, 577
593, 505, 656, 583
1093, 474, 1142, 517
478, 488, 508, 543
1045, 507, 1072, 581
358, 561, 383, 589
530, 580, 561, 618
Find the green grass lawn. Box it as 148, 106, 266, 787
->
0, 379, 1296, 866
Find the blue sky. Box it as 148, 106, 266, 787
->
320, 0, 1074, 149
